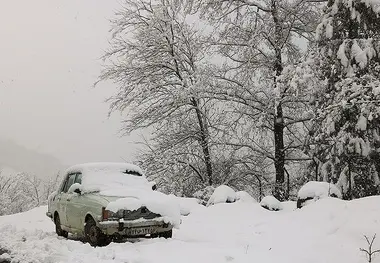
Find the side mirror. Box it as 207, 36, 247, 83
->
68, 183, 82, 195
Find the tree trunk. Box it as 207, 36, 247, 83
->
191, 97, 213, 186
271, 0, 286, 201
348, 162, 352, 200
274, 103, 285, 200
314, 158, 319, 181
285, 167, 290, 200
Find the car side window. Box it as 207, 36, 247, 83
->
74, 173, 82, 184
60, 176, 69, 193
63, 173, 76, 193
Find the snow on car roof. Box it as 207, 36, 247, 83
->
65, 162, 152, 196
65, 162, 144, 176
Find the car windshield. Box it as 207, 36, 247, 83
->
80, 171, 151, 197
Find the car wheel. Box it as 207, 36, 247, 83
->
55, 214, 68, 238
84, 217, 110, 247
159, 229, 172, 239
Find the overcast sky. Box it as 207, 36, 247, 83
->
0, 0, 142, 166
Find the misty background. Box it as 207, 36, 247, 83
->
0, 0, 140, 178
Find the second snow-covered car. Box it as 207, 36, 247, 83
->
46, 162, 180, 246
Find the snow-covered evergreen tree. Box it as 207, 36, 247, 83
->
311, 0, 380, 198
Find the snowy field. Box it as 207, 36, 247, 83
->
0, 197, 379, 263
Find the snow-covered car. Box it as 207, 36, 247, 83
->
46, 163, 180, 246
296, 181, 342, 208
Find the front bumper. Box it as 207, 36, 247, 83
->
98, 217, 172, 236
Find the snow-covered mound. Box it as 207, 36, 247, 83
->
1, 197, 380, 263
297, 181, 342, 208
260, 195, 283, 211
169, 195, 204, 216
206, 185, 236, 206
236, 191, 257, 203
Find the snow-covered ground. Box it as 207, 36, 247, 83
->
1, 196, 380, 263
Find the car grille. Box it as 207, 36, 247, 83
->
123, 206, 160, 220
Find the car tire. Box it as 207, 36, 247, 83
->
84, 217, 110, 247
55, 214, 68, 238
159, 229, 172, 239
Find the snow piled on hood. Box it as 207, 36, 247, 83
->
105, 189, 181, 228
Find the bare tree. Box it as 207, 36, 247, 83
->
22, 173, 42, 207
0, 171, 35, 215
42, 171, 62, 202
360, 234, 380, 263
0, 169, 63, 215
186, 0, 322, 200
98, 0, 218, 189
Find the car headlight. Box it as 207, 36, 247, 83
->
102, 208, 127, 220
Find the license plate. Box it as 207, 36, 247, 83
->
127, 227, 155, 236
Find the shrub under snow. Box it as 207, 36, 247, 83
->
260, 195, 283, 211
206, 185, 236, 207
169, 195, 203, 216
297, 181, 342, 208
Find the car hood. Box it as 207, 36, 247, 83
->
91, 188, 181, 228
93, 187, 154, 203
98, 194, 138, 203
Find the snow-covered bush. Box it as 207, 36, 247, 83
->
206, 185, 236, 207
169, 195, 203, 216
297, 181, 342, 208
193, 186, 215, 206
236, 191, 257, 203
0, 171, 56, 215
260, 195, 283, 211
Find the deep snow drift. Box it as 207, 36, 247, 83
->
1, 196, 380, 263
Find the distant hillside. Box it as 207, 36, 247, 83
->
0, 139, 65, 179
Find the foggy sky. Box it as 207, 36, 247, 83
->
0, 0, 141, 165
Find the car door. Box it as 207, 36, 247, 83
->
65, 173, 85, 230
54, 174, 69, 226
58, 173, 76, 227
